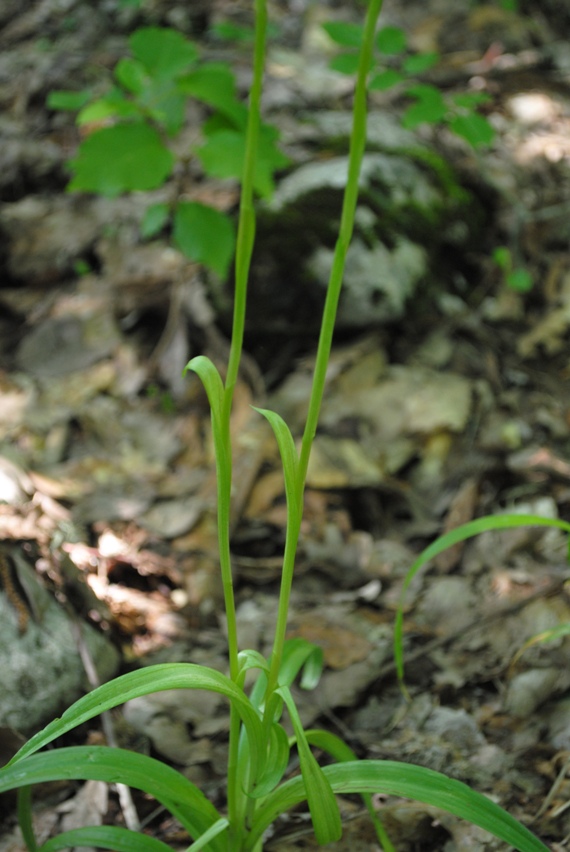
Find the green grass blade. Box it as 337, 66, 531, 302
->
5, 664, 264, 769
2, 747, 223, 851
39, 825, 175, 852
248, 760, 550, 852
394, 513, 570, 684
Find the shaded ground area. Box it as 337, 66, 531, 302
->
1, 0, 570, 849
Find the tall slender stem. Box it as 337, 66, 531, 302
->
266, 0, 385, 697
225, 0, 266, 403
224, 3, 268, 844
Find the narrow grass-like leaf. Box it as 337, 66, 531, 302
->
184, 356, 225, 423
186, 818, 230, 851
2, 747, 224, 851
277, 686, 342, 844
17, 787, 35, 852
248, 760, 550, 852
253, 407, 300, 521
39, 825, 174, 852
238, 648, 270, 677
278, 637, 323, 691
5, 664, 264, 768
249, 722, 290, 798
394, 514, 570, 685
303, 730, 395, 852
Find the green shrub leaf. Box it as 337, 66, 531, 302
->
197, 125, 288, 198
493, 245, 512, 270
403, 83, 447, 127
452, 91, 492, 108
179, 64, 244, 127
173, 201, 235, 278
376, 26, 407, 55
507, 267, 533, 292
77, 92, 142, 125
448, 112, 495, 147
129, 27, 198, 80
403, 51, 440, 74
329, 51, 361, 75
47, 89, 91, 111
68, 124, 174, 196
322, 21, 364, 49
141, 202, 170, 238
140, 82, 187, 135
115, 57, 147, 95
368, 69, 405, 90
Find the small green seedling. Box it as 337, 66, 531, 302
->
3, 2, 554, 850
48, 25, 288, 278
493, 245, 533, 292
323, 21, 496, 148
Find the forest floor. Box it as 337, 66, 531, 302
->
1, 0, 570, 849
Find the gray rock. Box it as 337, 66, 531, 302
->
0, 556, 119, 734
249, 149, 463, 335
505, 667, 568, 719
424, 706, 486, 753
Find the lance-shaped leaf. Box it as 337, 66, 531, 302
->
2, 747, 224, 851
39, 825, 176, 852
253, 407, 301, 523
277, 686, 342, 845
278, 637, 324, 691
5, 664, 264, 770
248, 760, 550, 852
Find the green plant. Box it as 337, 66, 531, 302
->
493, 245, 534, 292
47, 24, 288, 278
323, 21, 496, 148
1, 2, 554, 850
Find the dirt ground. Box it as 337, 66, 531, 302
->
1, 0, 570, 849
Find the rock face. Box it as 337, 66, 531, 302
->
246, 138, 481, 347
0, 555, 119, 734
